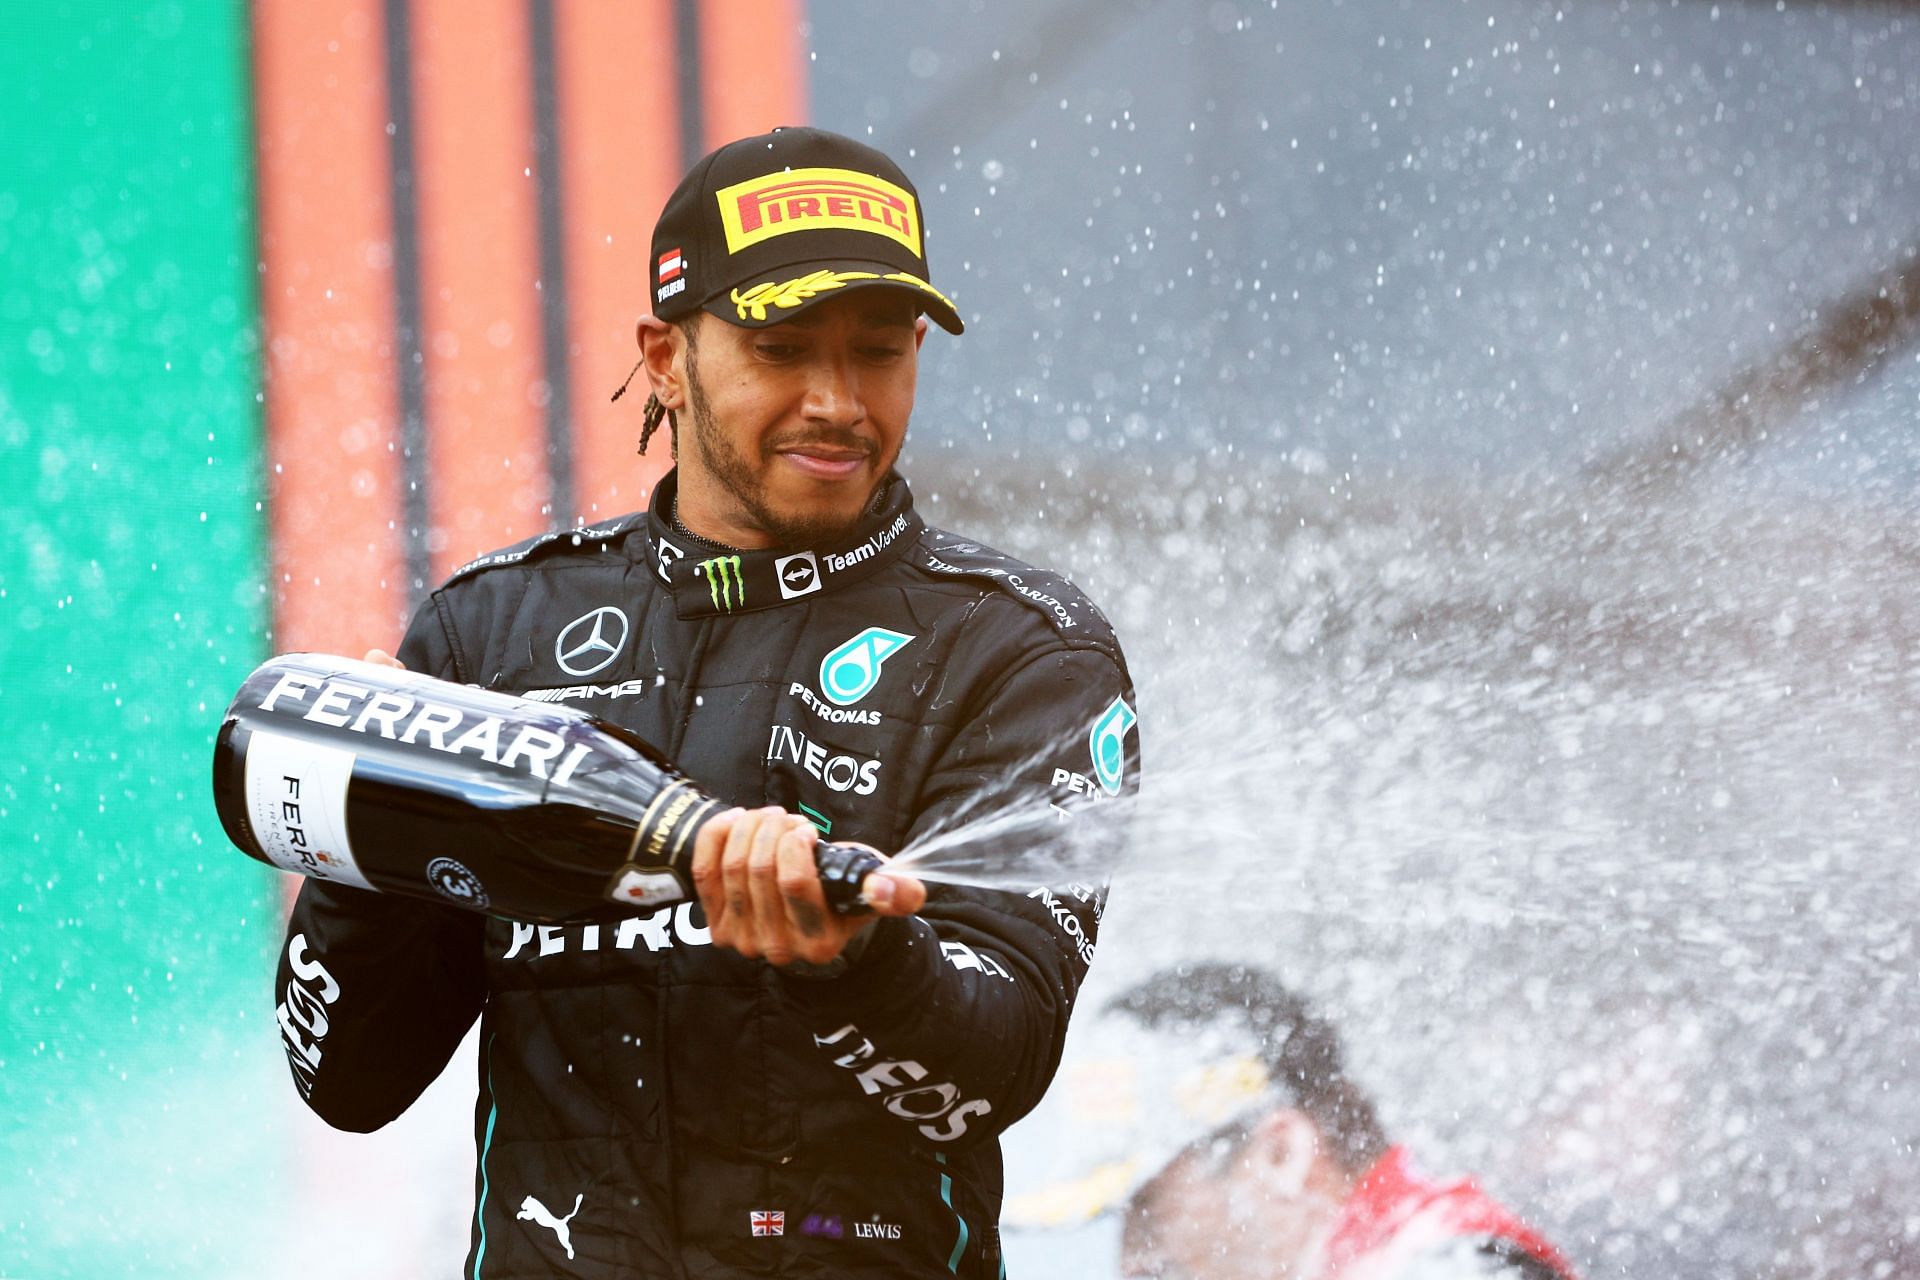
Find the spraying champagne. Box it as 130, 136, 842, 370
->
211, 654, 883, 922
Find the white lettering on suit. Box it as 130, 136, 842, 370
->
502, 903, 709, 960
811, 1023, 993, 1144
278, 933, 342, 1099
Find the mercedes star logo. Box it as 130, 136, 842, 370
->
556, 606, 630, 676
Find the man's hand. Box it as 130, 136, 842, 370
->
692, 806, 926, 969
363, 648, 406, 670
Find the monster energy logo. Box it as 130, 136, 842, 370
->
697, 556, 746, 611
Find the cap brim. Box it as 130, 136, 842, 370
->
700, 259, 965, 335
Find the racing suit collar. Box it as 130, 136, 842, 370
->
645, 468, 925, 619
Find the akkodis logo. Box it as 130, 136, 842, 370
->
1088, 696, 1137, 795
819, 627, 914, 706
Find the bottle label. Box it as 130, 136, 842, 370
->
244, 730, 373, 890
607, 868, 686, 909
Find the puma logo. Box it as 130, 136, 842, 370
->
517, 1192, 584, 1260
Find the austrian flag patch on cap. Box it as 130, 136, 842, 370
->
649, 126, 963, 335
656, 247, 686, 302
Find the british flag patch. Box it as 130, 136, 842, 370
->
750, 1210, 785, 1237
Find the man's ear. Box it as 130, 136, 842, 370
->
913, 315, 930, 351
1243, 1108, 1320, 1199
636, 314, 682, 406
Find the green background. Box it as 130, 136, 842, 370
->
0, 3, 283, 1273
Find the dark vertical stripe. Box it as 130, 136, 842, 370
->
384, 0, 434, 605
528, 0, 576, 528
674, 0, 704, 166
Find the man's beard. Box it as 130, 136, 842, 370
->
681, 349, 886, 548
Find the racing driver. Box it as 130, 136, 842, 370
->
273, 125, 1140, 1278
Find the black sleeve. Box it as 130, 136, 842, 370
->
272, 597, 487, 1131
781, 641, 1139, 1151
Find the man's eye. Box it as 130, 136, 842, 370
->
861, 345, 907, 361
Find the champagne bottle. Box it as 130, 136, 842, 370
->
211, 654, 882, 922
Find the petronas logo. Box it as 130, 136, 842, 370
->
1088, 696, 1137, 796
698, 556, 745, 611
819, 627, 915, 706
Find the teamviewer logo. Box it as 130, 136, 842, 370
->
775, 551, 822, 599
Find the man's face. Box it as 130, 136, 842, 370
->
672, 290, 927, 548
1120, 1121, 1340, 1280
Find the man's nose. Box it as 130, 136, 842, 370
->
801, 353, 864, 426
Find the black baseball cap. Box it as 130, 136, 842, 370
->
648, 126, 964, 336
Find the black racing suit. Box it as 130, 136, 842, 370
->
274, 470, 1140, 1278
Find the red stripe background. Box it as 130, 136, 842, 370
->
251, 6, 806, 1268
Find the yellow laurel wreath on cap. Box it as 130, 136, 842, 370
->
881, 270, 958, 314
731, 270, 878, 321
731, 269, 957, 322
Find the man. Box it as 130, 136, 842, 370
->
1112, 965, 1579, 1280
275, 126, 1139, 1277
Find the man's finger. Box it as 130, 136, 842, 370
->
741, 810, 789, 960
862, 870, 926, 917
719, 807, 775, 956
774, 824, 830, 947
362, 648, 406, 669
692, 807, 744, 939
